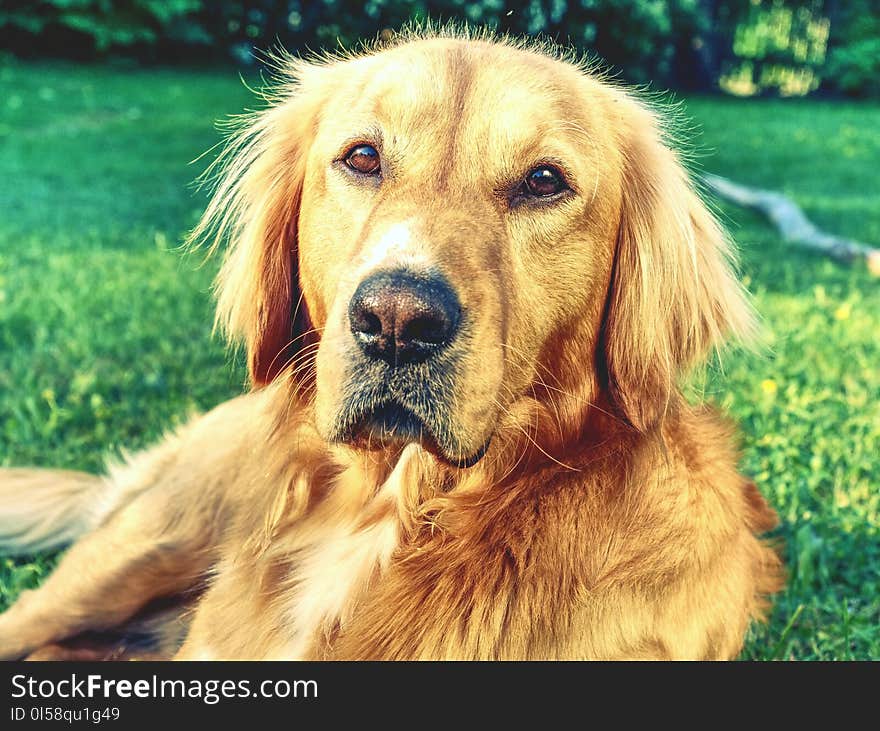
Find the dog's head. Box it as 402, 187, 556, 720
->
196, 34, 754, 468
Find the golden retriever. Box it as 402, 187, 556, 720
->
0, 29, 782, 660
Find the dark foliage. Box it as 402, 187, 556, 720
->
0, 2, 875, 94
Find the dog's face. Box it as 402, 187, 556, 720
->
201, 36, 753, 467
300, 40, 624, 466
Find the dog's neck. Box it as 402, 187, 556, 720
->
336, 393, 646, 513
260, 375, 655, 531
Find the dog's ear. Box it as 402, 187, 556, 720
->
191, 61, 322, 386
601, 101, 756, 430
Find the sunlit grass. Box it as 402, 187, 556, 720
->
687, 95, 880, 660
1, 61, 878, 659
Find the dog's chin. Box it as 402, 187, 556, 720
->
334, 402, 489, 469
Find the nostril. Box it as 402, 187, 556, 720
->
401, 313, 452, 346
352, 309, 383, 338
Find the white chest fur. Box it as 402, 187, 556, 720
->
277, 445, 417, 659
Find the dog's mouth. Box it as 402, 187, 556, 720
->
352, 402, 427, 445
319, 328, 494, 468
335, 399, 489, 468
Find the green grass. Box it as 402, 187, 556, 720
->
1, 61, 878, 660
687, 96, 880, 660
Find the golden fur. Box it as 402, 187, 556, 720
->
0, 30, 782, 660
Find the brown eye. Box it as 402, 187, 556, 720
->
524, 165, 567, 197
345, 144, 381, 175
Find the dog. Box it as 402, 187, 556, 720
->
0, 30, 782, 660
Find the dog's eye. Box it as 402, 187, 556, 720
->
524, 165, 567, 197
345, 144, 381, 175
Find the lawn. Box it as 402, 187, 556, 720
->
1, 61, 878, 660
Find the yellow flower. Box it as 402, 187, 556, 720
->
761, 379, 778, 395
834, 302, 851, 321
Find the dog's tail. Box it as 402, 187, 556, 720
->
0, 469, 111, 555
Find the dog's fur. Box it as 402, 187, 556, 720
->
0, 30, 782, 660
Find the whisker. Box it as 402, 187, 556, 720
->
498, 341, 629, 429
262, 326, 326, 379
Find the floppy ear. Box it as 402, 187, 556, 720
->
601, 101, 756, 431
191, 62, 321, 386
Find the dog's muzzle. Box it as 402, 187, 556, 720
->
329, 268, 486, 466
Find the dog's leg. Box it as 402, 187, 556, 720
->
23, 594, 198, 661
0, 393, 268, 660
0, 478, 220, 660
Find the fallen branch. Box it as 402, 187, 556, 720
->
701, 173, 880, 276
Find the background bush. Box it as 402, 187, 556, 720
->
2, 0, 877, 96
824, 2, 880, 97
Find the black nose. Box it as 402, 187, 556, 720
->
348, 270, 461, 365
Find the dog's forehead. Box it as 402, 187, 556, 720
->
315, 40, 592, 150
